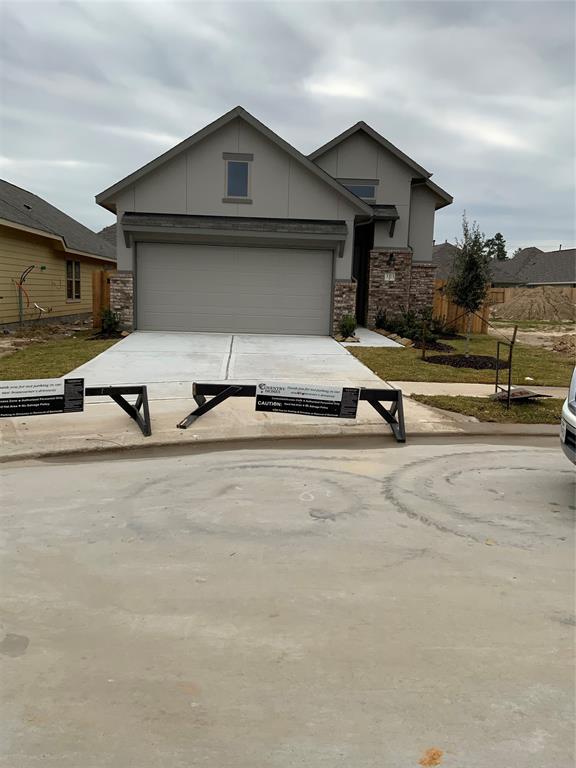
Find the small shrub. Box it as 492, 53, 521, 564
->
376, 306, 441, 343
375, 308, 387, 329
100, 308, 121, 336
339, 313, 357, 338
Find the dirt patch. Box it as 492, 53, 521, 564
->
424, 354, 508, 370
552, 334, 576, 356
493, 286, 576, 322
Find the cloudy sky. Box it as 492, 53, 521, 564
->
1, 0, 574, 254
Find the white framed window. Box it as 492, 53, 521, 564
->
66, 260, 81, 300
223, 152, 253, 203
338, 178, 379, 202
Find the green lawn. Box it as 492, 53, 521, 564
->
0, 331, 118, 379
411, 394, 564, 424
350, 334, 573, 386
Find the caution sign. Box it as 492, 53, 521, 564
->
0, 378, 84, 418
255, 382, 359, 419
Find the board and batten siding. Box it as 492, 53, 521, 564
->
408, 185, 437, 263
114, 117, 358, 278
313, 130, 415, 249
0, 225, 109, 324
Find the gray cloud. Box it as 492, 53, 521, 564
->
0, 0, 574, 254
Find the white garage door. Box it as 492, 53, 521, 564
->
136, 243, 333, 334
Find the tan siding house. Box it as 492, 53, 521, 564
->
0, 181, 115, 326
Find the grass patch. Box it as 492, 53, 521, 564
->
350, 334, 573, 386
411, 394, 564, 424
0, 331, 118, 379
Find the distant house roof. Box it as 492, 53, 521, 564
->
98, 223, 117, 248
0, 179, 116, 261
432, 241, 461, 280
433, 242, 576, 286
508, 247, 576, 285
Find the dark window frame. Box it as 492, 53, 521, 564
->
226, 160, 250, 198
66, 259, 81, 300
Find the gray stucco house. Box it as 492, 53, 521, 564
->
96, 106, 452, 335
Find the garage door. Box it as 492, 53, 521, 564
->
136, 243, 333, 334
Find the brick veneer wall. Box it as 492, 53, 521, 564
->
409, 262, 436, 313
366, 250, 412, 326
366, 250, 435, 326
332, 280, 357, 336
110, 271, 134, 331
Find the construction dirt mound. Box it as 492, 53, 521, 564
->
552, 334, 576, 357
493, 286, 576, 321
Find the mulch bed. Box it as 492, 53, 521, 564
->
424, 354, 509, 370
413, 340, 455, 352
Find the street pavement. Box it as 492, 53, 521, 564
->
1, 436, 574, 767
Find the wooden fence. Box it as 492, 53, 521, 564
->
92, 270, 115, 328
433, 280, 490, 334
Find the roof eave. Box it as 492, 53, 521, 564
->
0, 217, 116, 262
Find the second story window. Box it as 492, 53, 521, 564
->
338, 178, 378, 203
227, 161, 249, 197
223, 153, 253, 202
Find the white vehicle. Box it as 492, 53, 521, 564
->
560, 367, 576, 464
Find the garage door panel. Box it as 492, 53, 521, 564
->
137, 244, 333, 334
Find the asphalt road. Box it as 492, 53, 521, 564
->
1, 437, 574, 767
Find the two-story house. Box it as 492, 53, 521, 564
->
96, 106, 452, 336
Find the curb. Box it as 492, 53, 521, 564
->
0, 423, 559, 463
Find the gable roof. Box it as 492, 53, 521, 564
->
309, 121, 432, 179
433, 242, 576, 285
432, 241, 461, 280
509, 247, 576, 285
96, 106, 373, 216
0, 179, 115, 261
98, 223, 117, 247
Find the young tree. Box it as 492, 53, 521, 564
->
485, 232, 507, 260
448, 213, 491, 355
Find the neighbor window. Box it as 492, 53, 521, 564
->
343, 183, 376, 201
226, 160, 249, 198
66, 260, 81, 300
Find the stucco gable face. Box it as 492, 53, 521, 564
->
98, 109, 369, 220
117, 117, 360, 222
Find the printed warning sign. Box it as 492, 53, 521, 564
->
0, 378, 84, 418
255, 382, 359, 419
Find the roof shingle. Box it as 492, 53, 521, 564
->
0, 179, 115, 261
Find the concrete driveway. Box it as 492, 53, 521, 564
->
70, 331, 387, 399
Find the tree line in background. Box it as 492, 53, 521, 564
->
484, 232, 507, 261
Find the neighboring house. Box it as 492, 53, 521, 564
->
96, 106, 452, 335
433, 242, 576, 288
97, 224, 117, 249
0, 180, 116, 326
491, 247, 576, 287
